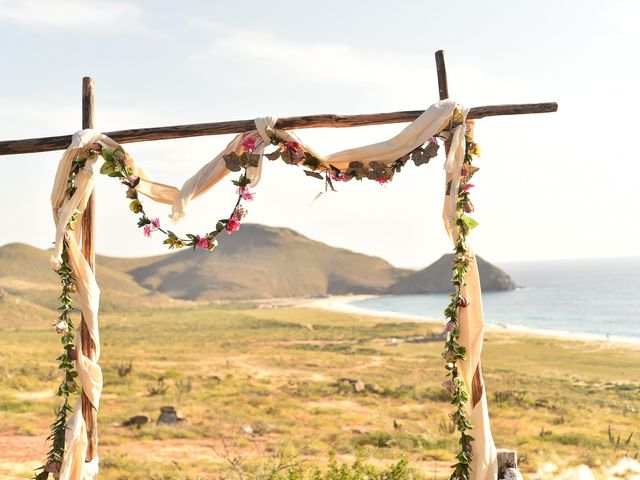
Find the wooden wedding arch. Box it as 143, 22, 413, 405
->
0, 50, 557, 478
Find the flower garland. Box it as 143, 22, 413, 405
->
35, 220, 80, 478
92, 131, 442, 253
36, 127, 444, 477
441, 125, 481, 480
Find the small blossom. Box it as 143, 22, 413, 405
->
468, 142, 481, 157
233, 206, 247, 221
226, 216, 241, 234
376, 177, 389, 185
283, 141, 304, 162
462, 183, 475, 193
445, 321, 455, 333
236, 186, 254, 201
67, 348, 78, 361
427, 136, 438, 146
241, 136, 257, 152
195, 235, 209, 249
206, 238, 218, 252
441, 380, 455, 394
45, 460, 61, 474
442, 349, 456, 363
56, 321, 68, 334
458, 297, 469, 308
143, 225, 152, 238
151, 217, 161, 229
329, 170, 351, 182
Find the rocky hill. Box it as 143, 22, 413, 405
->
388, 253, 517, 294
105, 224, 410, 301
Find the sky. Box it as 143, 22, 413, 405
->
0, 0, 638, 269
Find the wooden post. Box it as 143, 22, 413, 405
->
435, 50, 449, 101
497, 449, 522, 480
80, 76, 98, 463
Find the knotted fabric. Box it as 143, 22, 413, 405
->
50, 98, 496, 479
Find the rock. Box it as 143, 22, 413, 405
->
502, 468, 523, 480
122, 415, 150, 428
242, 424, 254, 435
353, 380, 366, 393
405, 333, 447, 343
157, 406, 186, 425
388, 254, 517, 294
365, 383, 382, 394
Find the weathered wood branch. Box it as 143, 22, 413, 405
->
0, 102, 557, 156
79, 76, 98, 463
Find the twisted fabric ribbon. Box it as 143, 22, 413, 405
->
50, 99, 496, 479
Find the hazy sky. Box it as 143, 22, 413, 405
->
0, 0, 638, 268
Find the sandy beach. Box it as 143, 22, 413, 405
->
300, 294, 640, 347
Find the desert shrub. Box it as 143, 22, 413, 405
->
115, 361, 133, 378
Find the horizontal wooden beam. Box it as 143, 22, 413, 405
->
0, 102, 557, 156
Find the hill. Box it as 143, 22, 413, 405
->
116, 224, 410, 300
0, 243, 177, 328
388, 253, 517, 294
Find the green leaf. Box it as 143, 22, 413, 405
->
248, 153, 261, 168
129, 200, 142, 213
101, 147, 114, 162
304, 170, 324, 180
99, 161, 116, 176
459, 215, 479, 230
302, 155, 319, 169
265, 149, 281, 161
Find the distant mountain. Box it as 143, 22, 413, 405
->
0, 229, 514, 329
388, 254, 517, 294
0, 243, 178, 329
110, 224, 410, 301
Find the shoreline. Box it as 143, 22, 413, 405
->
298, 294, 640, 347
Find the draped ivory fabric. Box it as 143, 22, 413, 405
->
443, 116, 499, 479
50, 98, 496, 479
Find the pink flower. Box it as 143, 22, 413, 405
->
283, 141, 300, 152
458, 297, 469, 308
226, 216, 241, 234
445, 321, 455, 333
441, 380, 455, 394
151, 218, 161, 229
143, 225, 152, 238
283, 141, 304, 163
67, 348, 78, 361
195, 235, 209, 249
241, 136, 256, 152
236, 186, 254, 201
233, 206, 247, 221
462, 183, 475, 193
45, 460, 61, 474
56, 321, 68, 334
376, 177, 389, 184
427, 137, 438, 145
329, 170, 351, 182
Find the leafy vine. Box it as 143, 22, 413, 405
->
441, 124, 481, 480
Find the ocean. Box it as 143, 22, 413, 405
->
349, 257, 640, 342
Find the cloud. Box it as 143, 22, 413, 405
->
0, 0, 140, 28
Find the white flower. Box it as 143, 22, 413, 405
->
56, 321, 69, 334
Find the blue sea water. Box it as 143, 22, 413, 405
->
350, 258, 640, 341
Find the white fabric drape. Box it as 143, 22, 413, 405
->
50, 98, 496, 479
443, 118, 498, 479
